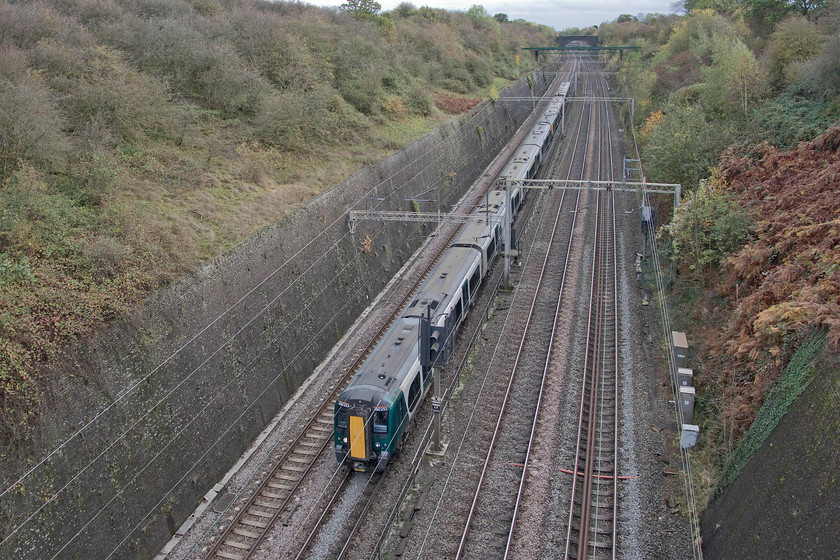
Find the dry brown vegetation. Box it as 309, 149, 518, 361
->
601, 6, 840, 506
433, 93, 483, 114
704, 127, 840, 434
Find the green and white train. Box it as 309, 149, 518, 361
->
334, 82, 570, 472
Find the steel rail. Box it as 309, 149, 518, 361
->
204, 286, 419, 560
503, 120, 586, 560
292, 470, 353, 560
454, 65, 594, 560
367, 201, 511, 560
204, 120, 520, 560
504, 58, 602, 560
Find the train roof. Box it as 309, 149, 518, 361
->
556, 82, 570, 97
500, 144, 540, 181
410, 246, 478, 313
524, 123, 552, 147
340, 317, 421, 406
339, 248, 480, 407
452, 213, 498, 247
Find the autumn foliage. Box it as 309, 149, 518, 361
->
703, 126, 840, 434
433, 93, 482, 114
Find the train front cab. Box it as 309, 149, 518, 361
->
336, 398, 399, 472
335, 365, 430, 472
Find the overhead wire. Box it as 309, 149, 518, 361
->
1, 71, 537, 509
2, 71, 553, 558
1, 75, 534, 501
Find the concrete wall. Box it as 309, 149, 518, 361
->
701, 349, 840, 559
0, 66, 557, 560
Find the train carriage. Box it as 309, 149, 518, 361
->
335, 247, 483, 472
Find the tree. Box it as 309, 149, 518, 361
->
494, 13, 508, 23
642, 102, 731, 189
0, 68, 66, 179
393, 2, 416, 18
702, 38, 766, 116
340, 0, 382, 20
791, 0, 826, 16
467, 4, 499, 31
765, 15, 825, 90
663, 179, 751, 279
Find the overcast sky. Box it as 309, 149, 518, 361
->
306, 0, 679, 30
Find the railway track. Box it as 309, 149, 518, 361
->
205, 183, 492, 560
382, 55, 625, 560
289, 66, 577, 560
353, 57, 593, 560
454, 70, 591, 559
201, 65, 574, 560
563, 62, 620, 560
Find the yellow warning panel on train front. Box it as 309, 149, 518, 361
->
349, 415, 366, 460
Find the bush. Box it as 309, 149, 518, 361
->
662, 178, 751, 278
404, 84, 433, 115
124, 18, 267, 116
30, 42, 179, 143
763, 15, 824, 91
255, 88, 357, 150
230, 12, 324, 92
0, 51, 67, 180
465, 54, 492, 88
751, 87, 840, 148
800, 34, 840, 98
332, 35, 388, 114
0, 2, 64, 48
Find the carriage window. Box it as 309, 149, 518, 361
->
373, 410, 388, 434
398, 397, 408, 429
408, 373, 422, 412
336, 410, 347, 429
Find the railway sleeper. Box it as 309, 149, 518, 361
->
232, 527, 261, 539
246, 507, 274, 518
222, 539, 252, 550
253, 497, 279, 509
239, 517, 268, 529
260, 488, 287, 499
214, 550, 246, 560
590, 522, 615, 535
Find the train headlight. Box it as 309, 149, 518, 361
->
343, 437, 348, 444
375, 442, 380, 448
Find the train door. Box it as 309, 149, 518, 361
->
391, 395, 409, 454
461, 280, 470, 310
468, 264, 481, 297
407, 372, 422, 415
348, 408, 372, 465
